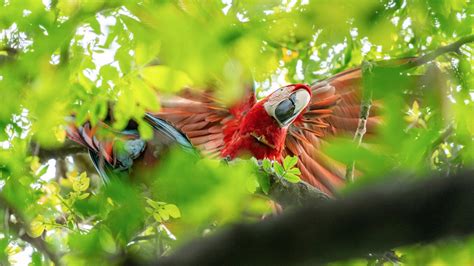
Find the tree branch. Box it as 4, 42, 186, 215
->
0, 197, 62, 265
406, 34, 474, 68
33, 140, 86, 162
267, 174, 330, 207
145, 169, 474, 266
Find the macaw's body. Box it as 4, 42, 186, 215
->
67, 64, 385, 195
220, 84, 312, 160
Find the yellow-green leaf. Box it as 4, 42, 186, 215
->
158, 208, 170, 221
141, 66, 193, 93
284, 173, 300, 183
164, 204, 181, 219
131, 77, 160, 111
28, 216, 45, 238
283, 156, 298, 170
77, 192, 90, 200
152, 213, 162, 222
99, 231, 117, 254
72, 172, 90, 192
274, 162, 285, 176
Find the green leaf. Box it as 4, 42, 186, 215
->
146, 198, 161, 209
164, 204, 181, 219
72, 172, 90, 192
35, 164, 49, 178
284, 173, 300, 183
287, 167, 301, 175
99, 230, 117, 254
30, 251, 43, 266
152, 213, 162, 222
29, 156, 41, 173
257, 173, 270, 194
77, 193, 90, 200
158, 208, 170, 221
100, 65, 120, 82
141, 65, 193, 93
262, 159, 272, 173
283, 156, 298, 170
28, 215, 45, 238
274, 162, 285, 177
89, 18, 101, 33
246, 175, 258, 193
138, 121, 154, 140
131, 77, 160, 111
0, 238, 8, 263
116, 45, 132, 74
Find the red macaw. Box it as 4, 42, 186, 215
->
154, 67, 371, 195
67, 65, 381, 195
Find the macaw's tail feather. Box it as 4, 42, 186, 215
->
88, 150, 115, 184
144, 114, 194, 153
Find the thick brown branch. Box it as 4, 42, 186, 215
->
147, 169, 474, 266
267, 174, 330, 207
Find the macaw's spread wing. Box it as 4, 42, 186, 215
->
66, 116, 193, 183
284, 67, 375, 195
285, 58, 421, 195
66, 121, 145, 182
150, 86, 256, 157
67, 85, 254, 182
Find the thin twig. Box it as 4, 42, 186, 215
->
131, 234, 157, 243
56, 195, 86, 233
345, 62, 373, 181
4, 208, 9, 237
405, 34, 474, 68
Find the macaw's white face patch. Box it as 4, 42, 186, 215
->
264, 86, 311, 127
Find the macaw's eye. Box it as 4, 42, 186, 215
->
274, 95, 296, 125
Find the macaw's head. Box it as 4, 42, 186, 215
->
263, 84, 312, 128
224, 84, 311, 160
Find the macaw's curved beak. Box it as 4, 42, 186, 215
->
272, 87, 311, 127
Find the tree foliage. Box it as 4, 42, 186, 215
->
0, 0, 473, 265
